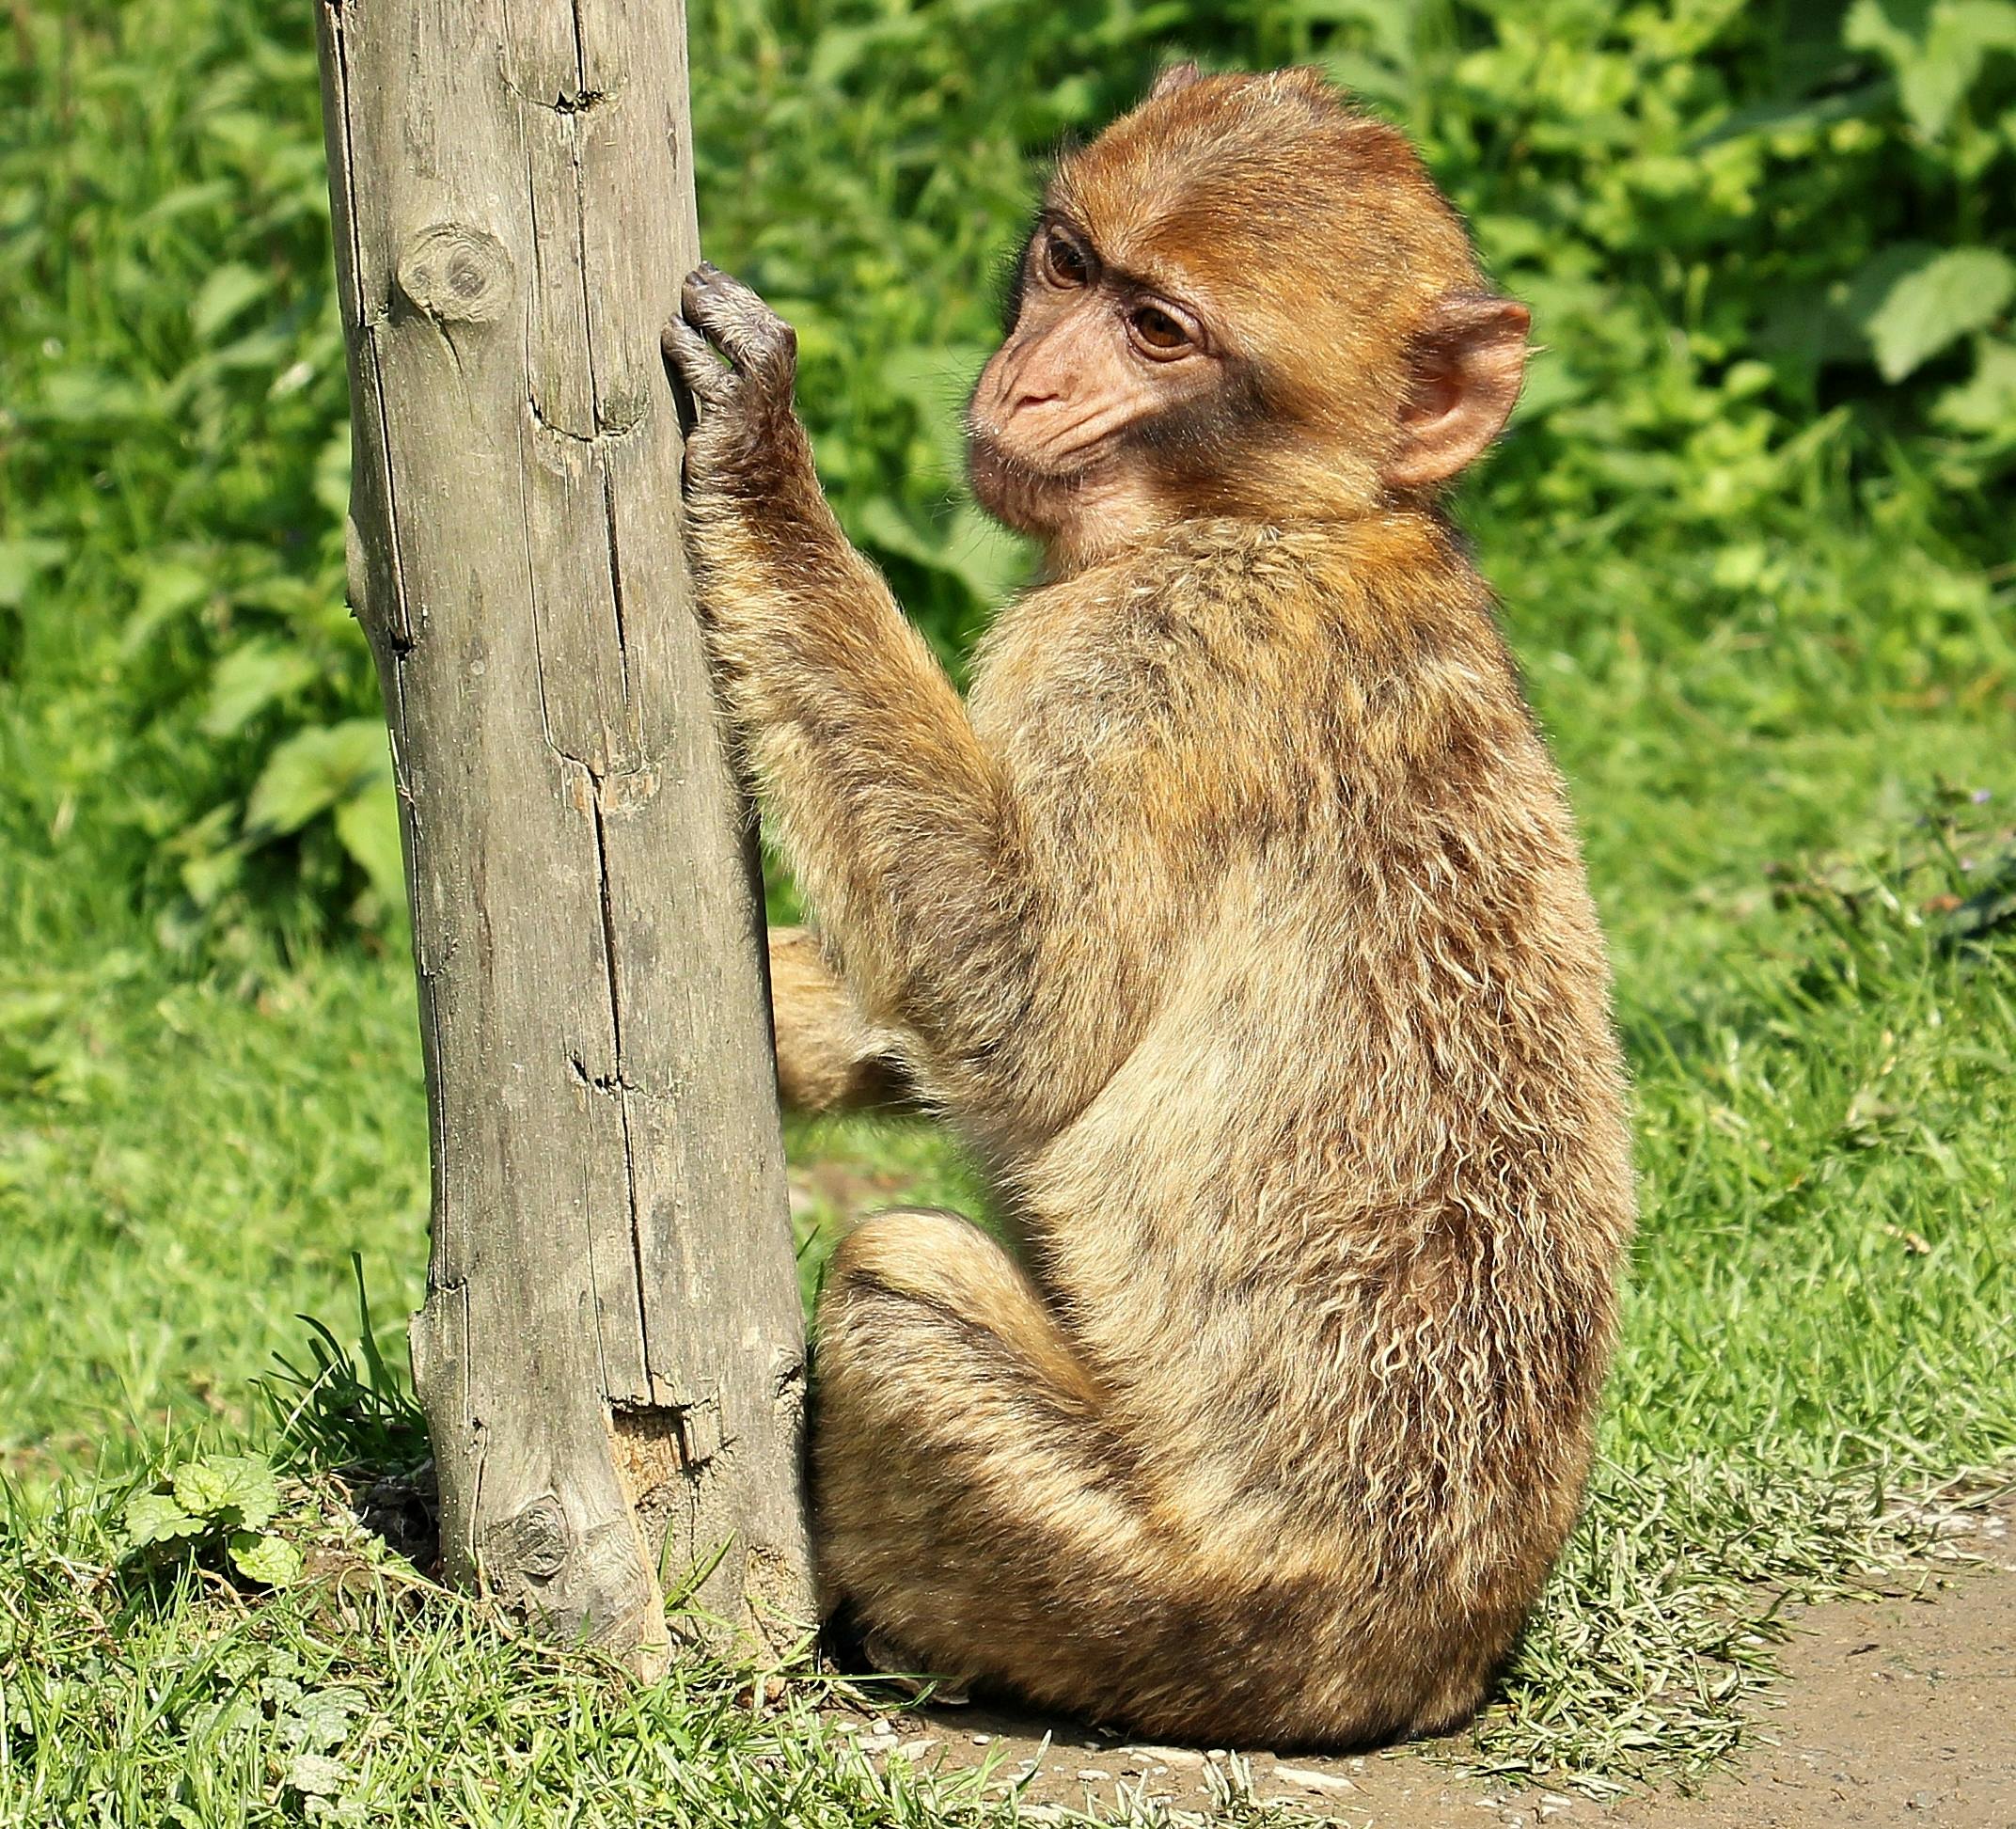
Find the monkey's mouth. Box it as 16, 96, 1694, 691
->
968, 432, 1067, 531
966, 424, 1109, 532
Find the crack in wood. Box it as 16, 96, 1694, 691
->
600, 467, 632, 708
588, 787, 654, 1395
561, 0, 649, 1415
525, 391, 646, 449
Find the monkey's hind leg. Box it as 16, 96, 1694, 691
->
815, 1212, 1491, 1746
768, 925, 907, 1113
813, 1208, 1235, 1739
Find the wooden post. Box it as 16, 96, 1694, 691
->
313, 0, 815, 1669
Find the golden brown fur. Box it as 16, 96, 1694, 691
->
766, 924, 901, 1113
664, 68, 1635, 1748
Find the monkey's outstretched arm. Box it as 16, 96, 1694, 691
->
664, 266, 1030, 1066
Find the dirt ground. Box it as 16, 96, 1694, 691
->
834, 1499, 2014, 1827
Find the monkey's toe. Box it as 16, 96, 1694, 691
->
859, 1629, 973, 1704
661, 313, 730, 407
680, 264, 796, 384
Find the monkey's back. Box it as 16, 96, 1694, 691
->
969, 515, 1635, 1732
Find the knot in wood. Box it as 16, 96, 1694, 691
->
397, 224, 512, 324
488, 1493, 572, 1582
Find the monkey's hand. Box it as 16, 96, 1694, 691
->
661, 263, 812, 502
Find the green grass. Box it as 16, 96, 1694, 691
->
4, 630, 2012, 1819
2, 1480, 1019, 1828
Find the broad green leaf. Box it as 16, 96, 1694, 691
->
1510, 355, 1589, 424
191, 262, 272, 341
1935, 337, 2016, 433
1847, 0, 1937, 72
172, 803, 245, 907
1847, 0, 2016, 135
1039, 71, 1107, 124
314, 428, 353, 519
180, 841, 245, 910
878, 342, 990, 483
135, 180, 236, 228
276, 1686, 365, 1751
244, 721, 388, 838
209, 325, 292, 373
228, 1531, 304, 1587
1861, 246, 2016, 380
201, 638, 318, 738
35, 369, 150, 425
122, 1490, 205, 1549
1905, 3, 2016, 135
850, 497, 1031, 611
122, 560, 213, 655
334, 783, 406, 907
852, 496, 950, 575
0, 538, 64, 608
935, 503, 1032, 607
172, 1454, 281, 1529
285, 1752, 350, 1797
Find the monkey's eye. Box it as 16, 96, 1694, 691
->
1128, 304, 1192, 357
1042, 231, 1091, 290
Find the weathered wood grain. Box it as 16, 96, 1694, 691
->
314, 0, 814, 1669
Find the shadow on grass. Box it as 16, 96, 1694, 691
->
259, 1252, 439, 1576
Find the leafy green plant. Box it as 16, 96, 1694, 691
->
6, 0, 2010, 944
260, 1254, 430, 1478
120, 1453, 304, 1588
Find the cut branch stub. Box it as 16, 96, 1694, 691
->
395, 225, 514, 325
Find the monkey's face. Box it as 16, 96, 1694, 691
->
966, 68, 1532, 560
966, 214, 1240, 543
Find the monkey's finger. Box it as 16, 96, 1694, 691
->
681, 262, 797, 388
661, 314, 732, 423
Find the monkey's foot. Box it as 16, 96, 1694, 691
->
860, 1629, 972, 1705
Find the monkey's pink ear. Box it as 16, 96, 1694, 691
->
1149, 61, 1206, 100
1388, 295, 1530, 491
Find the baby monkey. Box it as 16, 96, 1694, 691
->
663, 66, 1634, 1747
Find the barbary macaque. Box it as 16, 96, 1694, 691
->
662, 65, 1634, 1748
